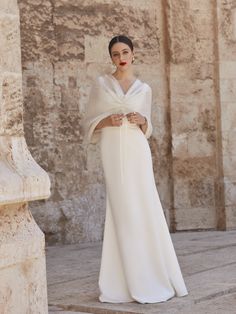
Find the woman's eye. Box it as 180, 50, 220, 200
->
124, 51, 128, 54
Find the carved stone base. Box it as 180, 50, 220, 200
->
0, 202, 48, 314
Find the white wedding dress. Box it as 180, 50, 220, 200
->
84, 74, 188, 303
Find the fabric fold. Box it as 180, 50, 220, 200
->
82, 74, 153, 145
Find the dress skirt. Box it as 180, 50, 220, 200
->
98, 116, 188, 304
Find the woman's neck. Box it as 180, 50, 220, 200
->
112, 68, 135, 81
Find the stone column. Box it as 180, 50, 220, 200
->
0, 1, 50, 313
165, 0, 224, 230
217, 0, 236, 229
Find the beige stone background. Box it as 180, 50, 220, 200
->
16, 0, 236, 245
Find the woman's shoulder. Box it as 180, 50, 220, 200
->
139, 80, 152, 93
138, 77, 150, 88
94, 74, 109, 82
89, 75, 106, 92
91, 75, 103, 84
96, 74, 105, 81
91, 74, 109, 88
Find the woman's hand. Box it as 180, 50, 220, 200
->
109, 113, 125, 126
95, 113, 125, 130
126, 112, 146, 126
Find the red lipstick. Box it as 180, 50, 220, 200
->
120, 62, 127, 66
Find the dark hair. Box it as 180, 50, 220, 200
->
108, 35, 134, 56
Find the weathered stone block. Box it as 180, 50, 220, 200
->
175, 207, 216, 230
54, 61, 86, 86
84, 35, 110, 64
0, 73, 23, 135
0, 203, 48, 314
217, 39, 236, 61
189, 178, 215, 208
174, 175, 215, 211
54, 110, 82, 143
0, 14, 21, 73
232, 8, 236, 40
192, 11, 214, 39
220, 61, 236, 79
172, 134, 188, 158
0, 136, 50, 204
189, 0, 212, 11
171, 102, 199, 135
0, 0, 18, 14
221, 102, 236, 132
173, 157, 215, 179
187, 131, 215, 157
170, 63, 213, 80
22, 61, 54, 110
226, 205, 236, 229
223, 155, 236, 178
220, 2, 236, 42
224, 178, 236, 206
222, 130, 236, 156
174, 178, 191, 209
170, 78, 214, 103
194, 39, 214, 63
18, 0, 56, 63
220, 79, 236, 102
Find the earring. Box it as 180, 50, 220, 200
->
132, 56, 135, 63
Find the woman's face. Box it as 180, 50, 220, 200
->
110, 42, 134, 71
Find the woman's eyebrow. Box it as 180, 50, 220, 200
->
112, 49, 129, 53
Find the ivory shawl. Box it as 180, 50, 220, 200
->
82, 74, 153, 144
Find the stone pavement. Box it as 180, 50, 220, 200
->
47, 230, 236, 314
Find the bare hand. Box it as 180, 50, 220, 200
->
126, 112, 146, 126
108, 113, 125, 126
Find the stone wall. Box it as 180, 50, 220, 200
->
17, 0, 236, 244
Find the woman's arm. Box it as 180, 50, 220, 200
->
95, 116, 110, 130
140, 117, 148, 134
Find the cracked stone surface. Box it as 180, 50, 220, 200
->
47, 230, 236, 314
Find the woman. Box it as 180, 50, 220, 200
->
83, 35, 188, 304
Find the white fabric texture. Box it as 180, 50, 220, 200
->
83, 74, 188, 303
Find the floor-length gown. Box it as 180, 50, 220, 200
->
86, 74, 188, 304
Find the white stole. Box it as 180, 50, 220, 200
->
82, 74, 153, 145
